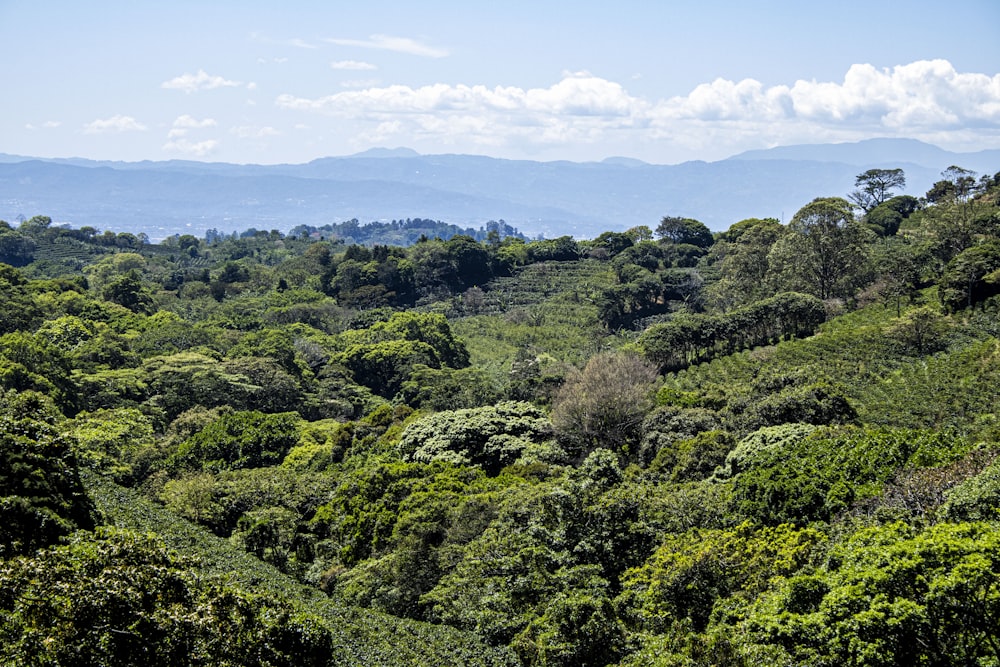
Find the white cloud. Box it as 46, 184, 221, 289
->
231, 125, 280, 139
289, 38, 317, 49
326, 34, 449, 58
247, 82, 258, 91
84, 115, 148, 134
173, 114, 217, 129
331, 60, 378, 71
26, 120, 61, 130
275, 60, 1000, 156
168, 115, 216, 139
161, 69, 242, 94
162, 138, 219, 156
656, 60, 1000, 130
277, 73, 642, 118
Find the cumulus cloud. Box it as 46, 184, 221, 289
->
84, 115, 147, 134
161, 69, 242, 94
331, 60, 378, 71
657, 60, 1000, 129
162, 138, 219, 156
277, 73, 641, 118
275, 60, 1000, 155
326, 34, 449, 58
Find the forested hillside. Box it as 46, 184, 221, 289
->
2, 165, 1000, 666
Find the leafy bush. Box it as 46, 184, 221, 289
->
170, 410, 300, 472
0, 528, 337, 666
941, 452, 1000, 521
730, 426, 968, 524
731, 522, 1000, 667
399, 401, 556, 474
617, 522, 823, 633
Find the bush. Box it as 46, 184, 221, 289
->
399, 401, 556, 474
170, 410, 300, 472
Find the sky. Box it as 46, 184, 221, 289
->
3, 0, 999, 165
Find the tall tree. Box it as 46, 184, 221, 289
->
848, 168, 906, 213
919, 166, 993, 265
768, 197, 873, 301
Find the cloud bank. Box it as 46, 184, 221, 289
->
275, 60, 1000, 155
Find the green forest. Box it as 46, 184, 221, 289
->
2, 165, 1000, 666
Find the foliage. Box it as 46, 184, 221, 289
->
730, 522, 1000, 667
0, 331, 78, 413
706, 217, 784, 309
768, 197, 874, 300
420, 472, 645, 662
656, 216, 714, 248
617, 522, 823, 632
730, 426, 969, 525
0, 264, 42, 334
169, 410, 300, 472
849, 167, 907, 214
339, 311, 470, 397
67, 407, 156, 481
637, 405, 723, 468
0, 528, 338, 667
3, 170, 1000, 666
85, 473, 519, 666
941, 452, 1000, 521
939, 239, 1000, 311
399, 401, 557, 474
0, 391, 95, 557
640, 291, 826, 372
550, 351, 659, 460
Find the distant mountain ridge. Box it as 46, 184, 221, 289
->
1, 139, 995, 240
729, 138, 1000, 170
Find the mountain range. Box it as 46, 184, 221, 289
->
1, 138, 997, 240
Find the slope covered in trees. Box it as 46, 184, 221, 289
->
1, 165, 999, 665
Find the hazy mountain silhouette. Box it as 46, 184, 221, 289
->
1, 139, 994, 240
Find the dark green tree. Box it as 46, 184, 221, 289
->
0, 390, 95, 557
655, 216, 714, 248
102, 269, 155, 314
849, 168, 906, 213
768, 197, 873, 300
169, 410, 300, 472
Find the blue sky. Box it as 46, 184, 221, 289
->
3, 0, 999, 164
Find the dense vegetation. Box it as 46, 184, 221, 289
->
2, 165, 999, 665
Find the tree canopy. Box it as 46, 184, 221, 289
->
2, 164, 1000, 666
